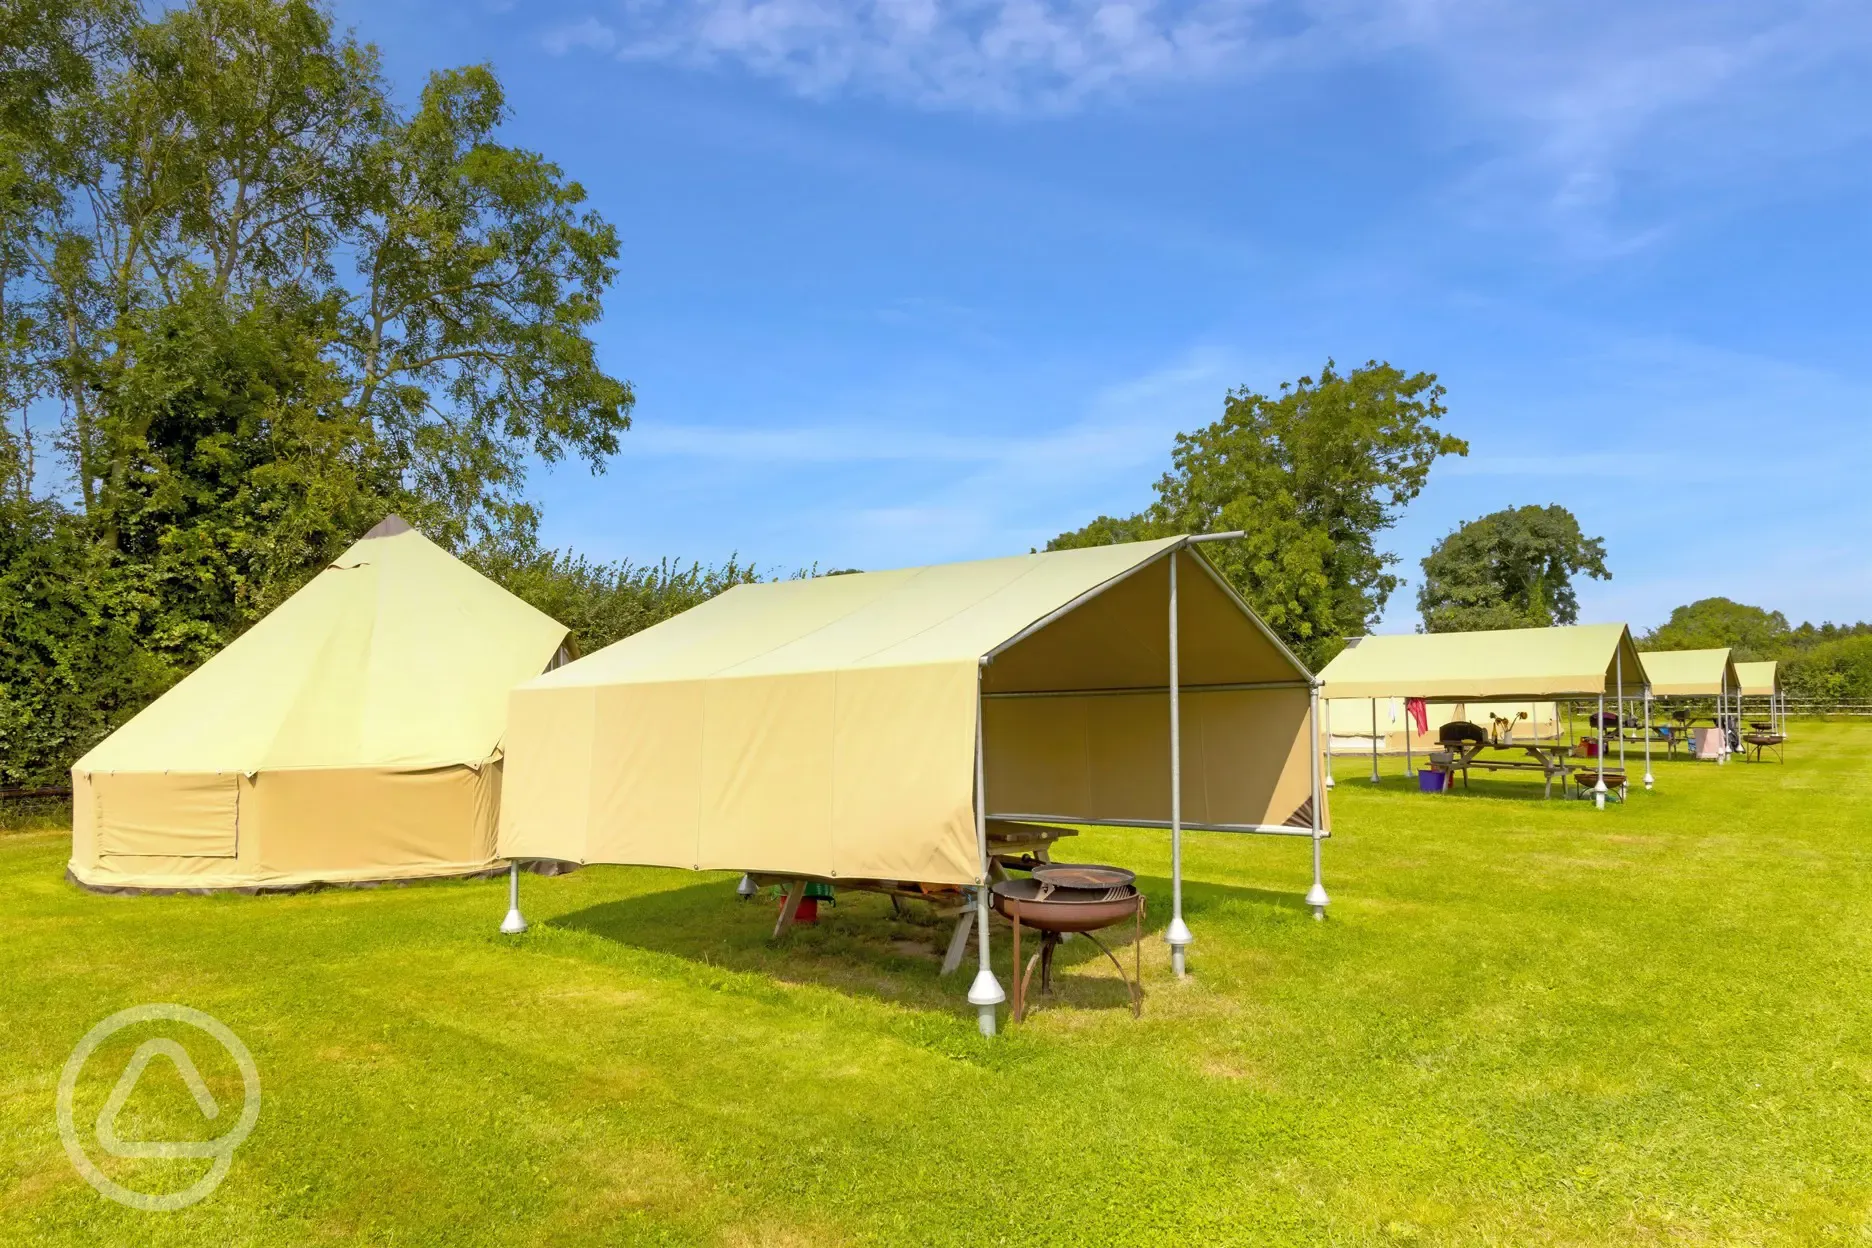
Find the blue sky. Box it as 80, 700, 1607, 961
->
336, 0, 1872, 632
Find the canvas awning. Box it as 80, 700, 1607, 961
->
1735, 660, 1779, 697
70, 519, 569, 891
1316, 623, 1649, 702
1637, 648, 1740, 697
499, 538, 1325, 887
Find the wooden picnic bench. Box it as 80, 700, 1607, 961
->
1442, 741, 1578, 799
753, 819, 1081, 974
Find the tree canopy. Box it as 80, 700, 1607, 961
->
0, 0, 656, 784
1642, 598, 1791, 659
1417, 504, 1610, 633
1051, 360, 1466, 668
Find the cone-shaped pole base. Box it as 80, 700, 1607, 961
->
1306, 881, 1329, 921
500, 908, 528, 935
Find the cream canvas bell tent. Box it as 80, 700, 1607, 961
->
499, 538, 1328, 889
69, 518, 570, 892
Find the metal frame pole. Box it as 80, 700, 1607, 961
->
967, 666, 1004, 1035
1405, 705, 1414, 777
1616, 651, 1626, 788
1323, 698, 1334, 790
1719, 675, 1729, 766
1593, 688, 1607, 810
1166, 550, 1193, 976
1306, 685, 1329, 920
1643, 685, 1654, 790
1370, 699, 1380, 783
500, 862, 528, 934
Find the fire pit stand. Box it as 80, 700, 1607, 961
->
992, 865, 1145, 1023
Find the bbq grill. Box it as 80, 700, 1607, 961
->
991, 863, 1145, 1022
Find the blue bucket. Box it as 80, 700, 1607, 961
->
1418, 768, 1447, 793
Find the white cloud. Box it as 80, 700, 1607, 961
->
556, 0, 1871, 247
605, 0, 1271, 111
543, 16, 619, 55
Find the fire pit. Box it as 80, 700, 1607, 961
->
991, 864, 1145, 1022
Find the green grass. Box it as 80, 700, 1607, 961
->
4, 723, 1872, 1245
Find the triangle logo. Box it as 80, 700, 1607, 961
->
94, 1039, 225, 1161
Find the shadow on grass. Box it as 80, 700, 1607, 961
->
550, 871, 1299, 1018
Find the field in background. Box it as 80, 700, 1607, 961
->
2, 723, 1869, 1245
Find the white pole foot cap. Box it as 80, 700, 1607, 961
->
500, 909, 528, 935
966, 968, 1005, 1007
1165, 916, 1194, 948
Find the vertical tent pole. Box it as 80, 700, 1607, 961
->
1719, 675, 1729, 766
1166, 549, 1193, 977
500, 862, 528, 935
1593, 686, 1607, 810
1643, 685, 1654, 790
967, 667, 1004, 1036
1370, 699, 1380, 783
1324, 698, 1334, 790
1307, 684, 1329, 920
1616, 650, 1626, 789
1405, 706, 1414, 777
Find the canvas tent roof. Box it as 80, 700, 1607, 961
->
1316, 623, 1648, 701
70, 521, 569, 891
499, 538, 1325, 887
1636, 648, 1741, 698
1735, 660, 1779, 697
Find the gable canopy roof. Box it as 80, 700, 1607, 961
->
77, 522, 569, 775
1316, 623, 1648, 702
1734, 660, 1780, 697
499, 539, 1322, 886
1637, 648, 1741, 698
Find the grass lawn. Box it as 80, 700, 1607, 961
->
3, 723, 1871, 1245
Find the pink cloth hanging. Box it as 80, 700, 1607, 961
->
1405, 698, 1429, 735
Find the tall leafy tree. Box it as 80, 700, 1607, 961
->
1417, 504, 1610, 633
0, 0, 636, 780
1642, 598, 1790, 659
1052, 360, 1466, 667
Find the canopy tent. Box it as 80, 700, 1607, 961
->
1638, 648, 1739, 697
1639, 648, 1745, 762
1316, 623, 1652, 804
1735, 660, 1786, 735
499, 536, 1328, 1034
1325, 698, 1561, 752
69, 518, 570, 892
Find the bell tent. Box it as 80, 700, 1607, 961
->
69, 517, 569, 892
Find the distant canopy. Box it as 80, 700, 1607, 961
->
1318, 623, 1649, 702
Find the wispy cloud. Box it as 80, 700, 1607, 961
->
543, 15, 619, 55
545, 1, 1872, 248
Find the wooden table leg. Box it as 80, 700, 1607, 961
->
772, 879, 805, 941
939, 909, 973, 976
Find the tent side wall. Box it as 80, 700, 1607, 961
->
984, 687, 1319, 830
69, 763, 502, 891
499, 662, 984, 885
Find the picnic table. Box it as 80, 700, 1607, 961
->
1438, 740, 1581, 799
752, 819, 1080, 974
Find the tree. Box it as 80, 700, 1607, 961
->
1417, 504, 1609, 633
1642, 598, 1789, 659
1051, 360, 1467, 667
7, 0, 632, 555
0, 0, 637, 781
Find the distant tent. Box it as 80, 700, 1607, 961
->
1636, 648, 1739, 698
69, 519, 569, 892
